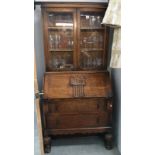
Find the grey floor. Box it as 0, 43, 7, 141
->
34, 103, 41, 155
45, 136, 120, 155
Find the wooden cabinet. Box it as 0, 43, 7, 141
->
41, 3, 113, 153
42, 4, 109, 71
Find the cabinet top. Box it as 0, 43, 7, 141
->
40, 2, 108, 9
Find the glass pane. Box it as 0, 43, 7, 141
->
48, 13, 73, 27
80, 51, 103, 69
80, 31, 104, 49
80, 12, 103, 28
80, 12, 105, 70
47, 12, 74, 71
48, 52, 73, 71
48, 30, 73, 50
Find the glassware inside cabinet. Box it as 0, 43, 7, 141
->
48, 13, 73, 27
80, 12, 104, 28
47, 12, 74, 71
49, 30, 73, 50
80, 31, 104, 50
48, 52, 73, 71
80, 51, 103, 69
46, 10, 107, 71
80, 11, 106, 70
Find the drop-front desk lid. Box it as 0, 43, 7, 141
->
43, 71, 112, 99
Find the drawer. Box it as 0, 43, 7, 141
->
47, 98, 110, 113
46, 113, 108, 129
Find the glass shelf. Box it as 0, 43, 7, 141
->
80, 27, 104, 30
81, 48, 104, 52
49, 49, 73, 52
50, 65, 74, 71
48, 26, 73, 30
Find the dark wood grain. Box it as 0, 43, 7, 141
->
45, 127, 112, 135
47, 98, 108, 113
42, 5, 109, 71
41, 3, 113, 152
46, 113, 108, 129
43, 71, 112, 99
41, 3, 108, 9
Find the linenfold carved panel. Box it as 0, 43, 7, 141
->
70, 76, 86, 97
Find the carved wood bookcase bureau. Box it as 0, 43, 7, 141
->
41, 2, 113, 153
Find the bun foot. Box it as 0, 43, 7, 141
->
104, 133, 114, 150
44, 137, 52, 153
44, 144, 51, 153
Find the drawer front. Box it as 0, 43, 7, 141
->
46, 113, 108, 129
47, 98, 108, 113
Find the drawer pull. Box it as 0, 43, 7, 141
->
107, 101, 113, 111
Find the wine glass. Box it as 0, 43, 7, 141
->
96, 58, 102, 67
49, 35, 52, 48
99, 35, 103, 48
48, 14, 54, 26
97, 16, 101, 27
87, 57, 92, 68
61, 57, 66, 68
67, 37, 72, 49
90, 16, 96, 28
55, 34, 60, 49
93, 58, 97, 68
52, 56, 59, 69
83, 37, 87, 48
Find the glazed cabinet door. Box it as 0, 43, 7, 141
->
77, 8, 108, 70
42, 8, 77, 71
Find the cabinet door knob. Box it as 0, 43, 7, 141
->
107, 101, 112, 111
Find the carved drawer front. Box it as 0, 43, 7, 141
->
43, 71, 112, 99
46, 113, 108, 129
48, 98, 108, 113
